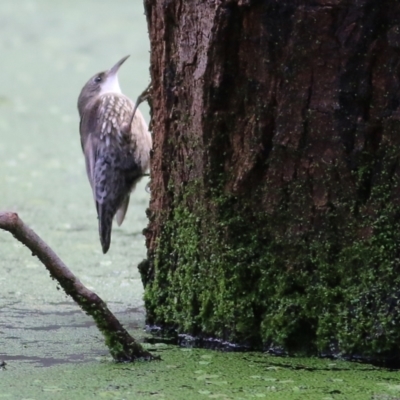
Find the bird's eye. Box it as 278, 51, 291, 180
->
94, 76, 102, 83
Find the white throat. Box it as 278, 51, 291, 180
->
100, 74, 122, 95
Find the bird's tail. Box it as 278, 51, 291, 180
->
115, 195, 130, 226
97, 203, 114, 254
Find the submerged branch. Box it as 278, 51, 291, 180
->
0, 211, 155, 362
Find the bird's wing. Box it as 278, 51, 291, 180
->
80, 105, 100, 201
79, 94, 135, 193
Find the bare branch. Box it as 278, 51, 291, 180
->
0, 211, 156, 362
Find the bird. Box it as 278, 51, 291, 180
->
77, 55, 152, 254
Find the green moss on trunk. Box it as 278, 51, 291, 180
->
143, 143, 400, 357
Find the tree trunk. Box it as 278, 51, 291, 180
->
141, 0, 400, 358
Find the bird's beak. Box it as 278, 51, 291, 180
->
109, 55, 130, 76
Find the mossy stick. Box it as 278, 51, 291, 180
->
0, 211, 155, 362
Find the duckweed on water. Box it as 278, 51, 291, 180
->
1, 347, 400, 399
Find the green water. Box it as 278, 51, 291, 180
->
1, 348, 400, 399
0, 1, 150, 305
0, 1, 399, 399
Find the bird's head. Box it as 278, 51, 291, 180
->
78, 55, 129, 117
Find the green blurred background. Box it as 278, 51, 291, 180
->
0, 0, 150, 328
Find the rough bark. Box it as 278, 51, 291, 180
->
0, 212, 155, 362
142, 0, 400, 358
